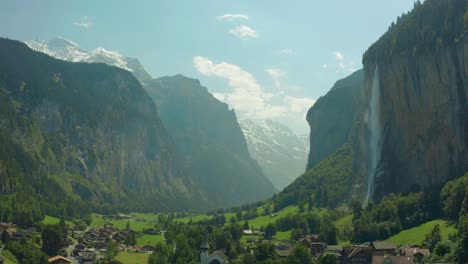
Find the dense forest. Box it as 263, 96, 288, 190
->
363, 0, 466, 64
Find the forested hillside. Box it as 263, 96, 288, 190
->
0, 38, 203, 225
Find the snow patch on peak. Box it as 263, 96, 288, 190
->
239, 118, 309, 189
24, 38, 133, 73
52, 37, 80, 47
86, 47, 133, 72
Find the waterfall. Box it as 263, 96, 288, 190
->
366, 65, 382, 204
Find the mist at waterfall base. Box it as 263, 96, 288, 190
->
366, 65, 382, 204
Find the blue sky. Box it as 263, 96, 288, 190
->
1, 0, 415, 133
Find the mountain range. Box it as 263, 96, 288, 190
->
22, 37, 281, 207
4, 0, 466, 219
0, 38, 200, 218
25, 37, 152, 84
143, 74, 277, 206
239, 118, 308, 190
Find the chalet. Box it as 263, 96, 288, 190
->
142, 244, 156, 252
371, 255, 414, 264
0, 223, 11, 231
371, 241, 397, 255
243, 230, 253, 235
324, 245, 342, 256
305, 234, 320, 242
62, 238, 72, 247
253, 231, 265, 236
118, 244, 128, 251
132, 245, 143, 252
72, 243, 90, 257
299, 237, 312, 247
77, 251, 96, 264
75, 243, 87, 251
310, 242, 327, 256
113, 231, 127, 241
200, 239, 228, 264
341, 246, 375, 264
107, 214, 133, 220
48, 256, 72, 264
94, 241, 108, 250
99, 229, 113, 238
84, 231, 99, 241
10, 229, 31, 241
400, 246, 429, 263
275, 243, 294, 258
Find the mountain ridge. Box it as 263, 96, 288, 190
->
0, 38, 203, 221
239, 118, 309, 190
143, 74, 277, 206
25, 37, 153, 84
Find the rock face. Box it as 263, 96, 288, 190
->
306, 69, 364, 170
25, 37, 153, 84
357, 0, 467, 201
144, 75, 277, 206
359, 44, 468, 201
240, 118, 309, 190
0, 38, 200, 214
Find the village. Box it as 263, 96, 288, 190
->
0, 214, 164, 264
0, 212, 435, 264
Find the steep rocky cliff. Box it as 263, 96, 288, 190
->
144, 75, 277, 206
281, 0, 467, 208
306, 69, 363, 170
358, 0, 467, 201
0, 38, 200, 216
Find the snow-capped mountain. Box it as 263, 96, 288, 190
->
25, 37, 152, 83
239, 118, 309, 190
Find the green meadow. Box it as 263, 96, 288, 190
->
385, 219, 457, 246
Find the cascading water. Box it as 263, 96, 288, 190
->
366, 65, 382, 204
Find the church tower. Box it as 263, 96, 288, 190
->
200, 237, 210, 264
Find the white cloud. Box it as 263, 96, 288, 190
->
217, 14, 249, 21
194, 56, 272, 117
333, 51, 344, 61
279, 49, 295, 55
284, 96, 315, 113
265, 68, 285, 88
326, 51, 360, 74
229, 25, 258, 39
73, 16, 93, 28
193, 56, 315, 133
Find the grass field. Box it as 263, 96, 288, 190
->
1, 250, 18, 264
334, 214, 353, 245
243, 205, 300, 229
131, 212, 161, 220
114, 252, 150, 264
334, 214, 352, 230
90, 214, 155, 232
275, 230, 292, 240
42, 215, 72, 225
385, 219, 457, 246
136, 234, 164, 245
176, 214, 211, 223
